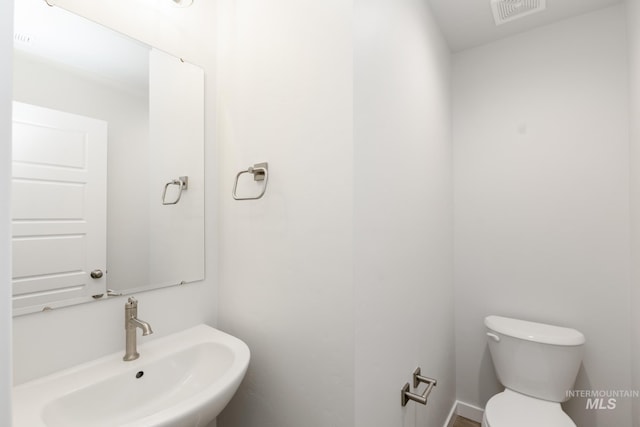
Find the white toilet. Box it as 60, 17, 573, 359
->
482, 315, 585, 427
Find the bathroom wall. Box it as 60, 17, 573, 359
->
354, 0, 454, 426
0, 0, 14, 422
453, 6, 631, 427
627, 0, 640, 424
216, 1, 455, 426
11, 0, 220, 385
215, 0, 354, 426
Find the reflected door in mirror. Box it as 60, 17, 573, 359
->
11, 102, 107, 315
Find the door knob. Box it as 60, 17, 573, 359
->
90, 269, 104, 279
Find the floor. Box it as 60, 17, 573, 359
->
453, 416, 481, 427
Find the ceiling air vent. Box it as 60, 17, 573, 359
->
13, 32, 32, 46
491, 0, 546, 26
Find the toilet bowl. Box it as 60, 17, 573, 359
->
483, 316, 585, 427
482, 389, 575, 427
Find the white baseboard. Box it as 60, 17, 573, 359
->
444, 402, 458, 427
457, 401, 484, 422
443, 400, 485, 427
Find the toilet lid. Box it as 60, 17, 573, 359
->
485, 390, 576, 427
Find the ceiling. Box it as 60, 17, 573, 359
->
427, 0, 624, 52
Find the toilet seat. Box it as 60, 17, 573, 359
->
484, 390, 576, 427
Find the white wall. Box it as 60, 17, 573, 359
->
216, 1, 455, 426
354, 0, 454, 426
453, 6, 631, 427
0, 0, 14, 422
627, 0, 640, 425
11, 0, 219, 387
215, 0, 354, 426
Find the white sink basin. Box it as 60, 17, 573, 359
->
13, 324, 250, 427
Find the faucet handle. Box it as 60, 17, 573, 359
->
125, 297, 138, 308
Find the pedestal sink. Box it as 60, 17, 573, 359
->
13, 324, 250, 427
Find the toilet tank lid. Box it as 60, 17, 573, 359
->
485, 316, 585, 346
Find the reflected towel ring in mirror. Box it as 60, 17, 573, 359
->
162, 176, 189, 205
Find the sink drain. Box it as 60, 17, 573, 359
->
136, 371, 144, 379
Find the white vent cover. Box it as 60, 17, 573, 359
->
491, 0, 546, 26
13, 32, 32, 46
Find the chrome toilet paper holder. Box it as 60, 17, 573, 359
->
401, 367, 437, 407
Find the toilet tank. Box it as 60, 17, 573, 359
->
485, 315, 585, 402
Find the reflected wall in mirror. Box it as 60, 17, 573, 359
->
11, 0, 205, 316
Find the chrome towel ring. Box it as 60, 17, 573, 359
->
162, 176, 188, 205
233, 162, 269, 201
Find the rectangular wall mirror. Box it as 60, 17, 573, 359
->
11, 0, 205, 316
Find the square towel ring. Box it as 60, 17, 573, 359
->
233, 162, 269, 201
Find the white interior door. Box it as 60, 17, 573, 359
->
12, 102, 107, 314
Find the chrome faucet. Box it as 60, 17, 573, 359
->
123, 297, 153, 361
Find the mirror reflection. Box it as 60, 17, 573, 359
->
11, 0, 205, 316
